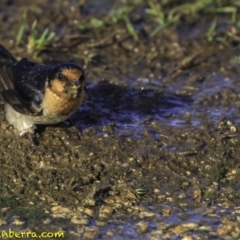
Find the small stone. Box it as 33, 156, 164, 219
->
100, 206, 113, 215
42, 218, 51, 224
113, 202, 123, 209
230, 126, 236, 132
0, 219, 7, 225
139, 210, 155, 218
1, 207, 9, 213
135, 221, 148, 233
193, 189, 202, 201
66, 210, 83, 219
178, 192, 186, 199
162, 208, 171, 217
83, 227, 99, 239
99, 205, 113, 218
82, 198, 96, 207
222, 201, 236, 208
95, 221, 107, 227
106, 231, 114, 238
181, 182, 189, 188
84, 208, 94, 217
13, 218, 25, 226
181, 236, 193, 240
153, 189, 160, 193
182, 223, 199, 228
157, 194, 166, 200
172, 223, 199, 234
122, 201, 133, 208
172, 225, 188, 234
150, 230, 163, 237
199, 225, 212, 231
217, 227, 230, 236
51, 206, 71, 214
1, 120, 9, 129
77, 206, 85, 211
71, 216, 89, 225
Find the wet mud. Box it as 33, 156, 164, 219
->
1, 0, 240, 239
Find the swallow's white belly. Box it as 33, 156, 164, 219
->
4, 103, 70, 135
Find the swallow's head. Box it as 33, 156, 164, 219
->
48, 63, 85, 100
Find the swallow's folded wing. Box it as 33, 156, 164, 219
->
0, 63, 38, 115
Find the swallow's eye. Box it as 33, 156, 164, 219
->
57, 72, 64, 81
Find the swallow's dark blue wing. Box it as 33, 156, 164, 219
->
0, 52, 48, 115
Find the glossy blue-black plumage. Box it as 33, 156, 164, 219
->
0, 44, 84, 115
0, 45, 49, 115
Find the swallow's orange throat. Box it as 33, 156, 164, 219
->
44, 86, 84, 116
49, 79, 65, 97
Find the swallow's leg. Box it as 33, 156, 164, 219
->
27, 127, 45, 154
68, 117, 82, 140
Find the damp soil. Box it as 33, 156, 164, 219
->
1, 0, 240, 239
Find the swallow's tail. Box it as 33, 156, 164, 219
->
0, 44, 16, 63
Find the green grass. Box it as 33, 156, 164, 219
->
146, 0, 240, 39
27, 20, 55, 55
16, 11, 55, 58
17, 1, 240, 54
108, 4, 138, 40
16, 10, 27, 46
75, 0, 240, 42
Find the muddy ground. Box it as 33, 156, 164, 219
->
1, 0, 240, 239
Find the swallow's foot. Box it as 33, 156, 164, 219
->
29, 131, 45, 154
67, 117, 83, 140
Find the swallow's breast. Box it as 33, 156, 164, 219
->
44, 87, 84, 117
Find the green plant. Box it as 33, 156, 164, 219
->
16, 11, 55, 57
146, 0, 240, 39
108, 4, 138, 39
206, 16, 217, 42
16, 10, 27, 46
90, 18, 105, 28
27, 20, 55, 55
146, 0, 180, 38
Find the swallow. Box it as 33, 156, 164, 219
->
0, 44, 85, 136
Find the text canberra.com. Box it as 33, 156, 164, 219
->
0, 229, 64, 238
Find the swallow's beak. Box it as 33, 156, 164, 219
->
72, 81, 80, 87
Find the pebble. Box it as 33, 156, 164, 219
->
71, 216, 89, 225
162, 208, 171, 217
1, 207, 9, 213
181, 236, 193, 240
1, 120, 9, 129
82, 198, 96, 207
106, 231, 114, 238
135, 221, 149, 233
222, 200, 236, 208
172, 223, 199, 234
51, 206, 71, 214
42, 218, 51, 224
193, 189, 202, 200
84, 208, 94, 217
0, 219, 6, 225
139, 210, 156, 218
66, 210, 84, 219
83, 227, 99, 239
99, 205, 113, 218
12, 218, 25, 226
